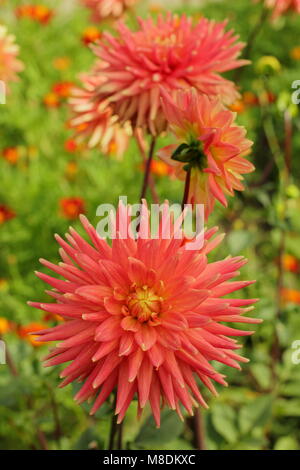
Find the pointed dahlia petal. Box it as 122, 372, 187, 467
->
135, 324, 157, 351
137, 356, 153, 408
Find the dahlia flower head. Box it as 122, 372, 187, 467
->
81, 13, 248, 136
0, 25, 23, 88
69, 71, 131, 158
158, 89, 254, 219
81, 0, 138, 22
262, 0, 300, 18
29, 201, 259, 426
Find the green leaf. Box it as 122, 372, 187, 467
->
250, 364, 271, 390
239, 395, 273, 435
227, 230, 252, 255
274, 436, 299, 450
211, 403, 239, 444
134, 410, 184, 448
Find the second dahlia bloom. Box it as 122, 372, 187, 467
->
81, 0, 138, 22
69, 72, 130, 158
87, 13, 247, 135
0, 25, 23, 88
158, 89, 254, 219
261, 0, 300, 18
29, 202, 259, 426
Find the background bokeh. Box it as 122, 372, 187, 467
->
1, 0, 300, 450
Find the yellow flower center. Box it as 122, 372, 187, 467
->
125, 285, 162, 324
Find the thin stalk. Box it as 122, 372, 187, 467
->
234, 7, 269, 81
108, 393, 123, 450
134, 129, 159, 203
193, 409, 206, 450
139, 136, 156, 202
181, 168, 191, 210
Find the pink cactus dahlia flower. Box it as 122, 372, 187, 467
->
157, 89, 254, 219
83, 13, 247, 136
0, 25, 23, 88
69, 72, 131, 158
81, 0, 138, 22
29, 202, 259, 426
261, 0, 300, 18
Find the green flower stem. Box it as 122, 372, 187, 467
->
139, 136, 157, 203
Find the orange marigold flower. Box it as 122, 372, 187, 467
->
64, 139, 78, 153
81, 26, 102, 46
18, 322, 49, 347
282, 254, 299, 273
60, 197, 86, 219
65, 161, 78, 179
0, 204, 15, 224
0, 317, 10, 335
43, 92, 60, 108
229, 100, 246, 114
52, 81, 75, 98
2, 147, 20, 164
53, 56, 72, 70
290, 46, 300, 60
158, 89, 254, 219
242, 91, 259, 106
33, 5, 54, 24
150, 160, 173, 177
15, 6, 36, 19
281, 288, 300, 304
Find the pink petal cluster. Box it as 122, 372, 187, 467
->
81, 0, 138, 22
158, 89, 254, 219
262, 0, 300, 18
29, 202, 259, 426
69, 72, 131, 158
0, 25, 23, 88
78, 13, 247, 136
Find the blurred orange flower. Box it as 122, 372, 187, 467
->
282, 254, 299, 273
18, 322, 48, 347
65, 161, 78, 179
52, 81, 74, 98
33, 5, 53, 24
281, 288, 300, 304
64, 138, 78, 153
0, 317, 10, 335
60, 197, 85, 219
15, 5, 53, 24
43, 92, 60, 108
0, 204, 15, 224
53, 56, 72, 70
229, 100, 246, 114
290, 46, 300, 60
242, 91, 259, 106
150, 160, 174, 177
81, 26, 102, 45
2, 147, 20, 164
